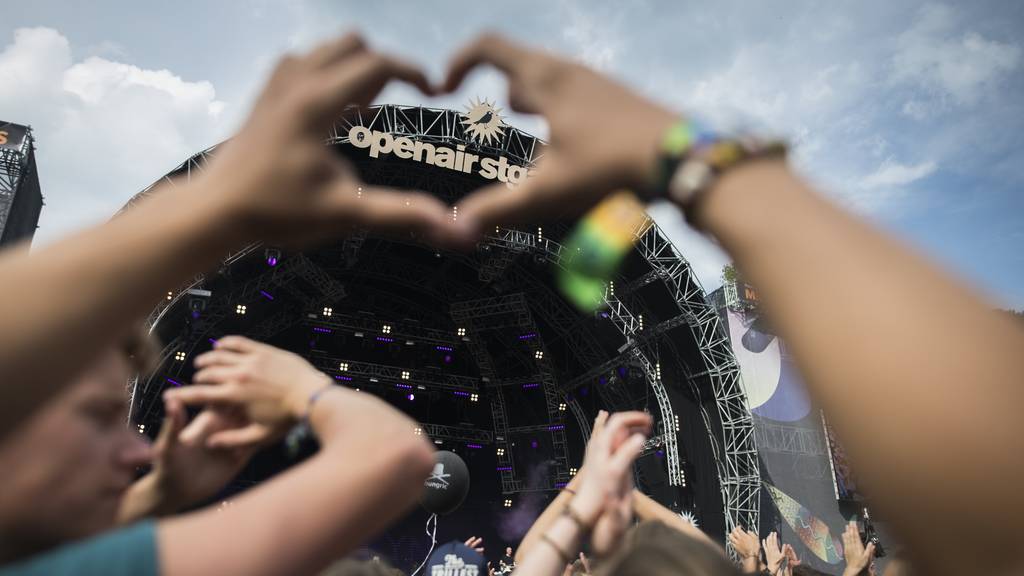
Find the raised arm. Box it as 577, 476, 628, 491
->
0, 32, 446, 441
160, 336, 434, 576
445, 33, 1024, 576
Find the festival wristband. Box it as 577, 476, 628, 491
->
303, 382, 335, 423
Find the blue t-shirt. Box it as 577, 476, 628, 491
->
0, 521, 158, 575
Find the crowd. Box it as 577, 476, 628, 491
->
0, 30, 1021, 576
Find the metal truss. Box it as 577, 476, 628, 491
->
307, 355, 479, 393
303, 313, 460, 347
478, 221, 759, 548
420, 423, 493, 445
451, 293, 570, 492
754, 420, 827, 456
0, 129, 33, 233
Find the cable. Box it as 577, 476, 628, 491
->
409, 513, 438, 576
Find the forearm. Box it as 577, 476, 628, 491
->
740, 556, 759, 574
513, 515, 581, 576
693, 159, 1024, 573
516, 473, 581, 564
0, 179, 242, 440
118, 472, 184, 525
158, 390, 434, 576
632, 490, 716, 548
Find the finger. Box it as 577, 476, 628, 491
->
592, 410, 609, 435
207, 423, 272, 449
164, 385, 241, 407
609, 433, 646, 474
154, 397, 187, 451
304, 32, 367, 71
194, 349, 245, 370
452, 163, 585, 241
193, 365, 243, 386
331, 184, 451, 239
215, 335, 260, 354
444, 32, 530, 92
864, 542, 875, 558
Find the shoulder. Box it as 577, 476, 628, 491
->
0, 521, 159, 576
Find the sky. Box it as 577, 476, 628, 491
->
1, 0, 1022, 308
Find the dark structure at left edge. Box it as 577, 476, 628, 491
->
0, 121, 43, 247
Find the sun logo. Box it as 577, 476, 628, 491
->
461, 98, 506, 145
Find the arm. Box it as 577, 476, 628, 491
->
0, 32, 445, 441
444, 33, 1024, 576
160, 337, 434, 576
632, 490, 716, 548
515, 412, 608, 565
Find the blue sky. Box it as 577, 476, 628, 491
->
2, 0, 1022, 308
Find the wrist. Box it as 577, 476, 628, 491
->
284, 371, 334, 419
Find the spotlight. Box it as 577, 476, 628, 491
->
414, 427, 422, 436
558, 402, 566, 411
569, 467, 578, 476
504, 499, 512, 508
137, 423, 146, 433
174, 351, 186, 362
401, 370, 411, 380
235, 304, 247, 315
497, 447, 505, 456
166, 291, 173, 301
339, 362, 349, 371
406, 393, 415, 401
470, 393, 479, 402
322, 307, 333, 317
534, 350, 544, 359
382, 324, 392, 334
457, 327, 466, 336
264, 248, 280, 267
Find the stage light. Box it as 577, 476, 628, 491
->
406, 393, 415, 401
382, 324, 392, 334
504, 499, 512, 508
451, 206, 458, 221
401, 370, 410, 380
470, 393, 479, 402
457, 327, 466, 336
537, 226, 543, 239
530, 439, 538, 449
609, 281, 615, 295
414, 427, 422, 436
497, 447, 505, 456
322, 307, 333, 317
656, 363, 661, 379
534, 350, 544, 359
339, 362, 349, 371
235, 304, 247, 315
558, 402, 566, 411
137, 424, 146, 433
639, 314, 644, 330
434, 439, 444, 445
166, 291, 173, 301
674, 414, 680, 432
174, 351, 186, 362
569, 467, 578, 476
264, 248, 280, 267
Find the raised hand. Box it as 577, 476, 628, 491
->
841, 521, 876, 576
164, 336, 333, 449
442, 33, 677, 242
573, 411, 651, 556
729, 526, 762, 573
194, 32, 450, 248
464, 536, 485, 554
763, 531, 785, 575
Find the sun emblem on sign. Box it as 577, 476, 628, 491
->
461, 98, 506, 145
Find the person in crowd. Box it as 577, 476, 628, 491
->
0, 32, 448, 443
319, 557, 405, 576
509, 410, 651, 576
728, 526, 762, 574
0, 330, 255, 564
0, 336, 433, 575
841, 521, 877, 576
442, 33, 1024, 576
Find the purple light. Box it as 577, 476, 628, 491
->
377, 336, 394, 343
435, 345, 453, 352
191, 310, 201, 319
453, 391, 471, 397
517, 332, 537, 340
266, 256, 278, 266
598, 376, 608, 385
466, 444, 483, 449
496, 466, 513, 471
530, 440, 538, 449
617, 366, 628, 377
166, 378, 182, 387
260, 290, 274, 300
313, 327, 332, 334
406, 393, 415, 401
208, 338, 218, 345
547, 425, 565, 431
395, 383, 413, 389
555, 482, 568, 488
655, 449, 665, 459
334, 375, 353, 381
522, 383, 540, 390
444, 354, 453, 364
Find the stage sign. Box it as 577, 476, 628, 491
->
0, 122, 29, 151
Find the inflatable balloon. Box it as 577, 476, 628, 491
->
421, 450, 470, 515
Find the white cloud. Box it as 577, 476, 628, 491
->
862, 158, 938, 189
893, 4, 1020, 112
0, 27, 229, 247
